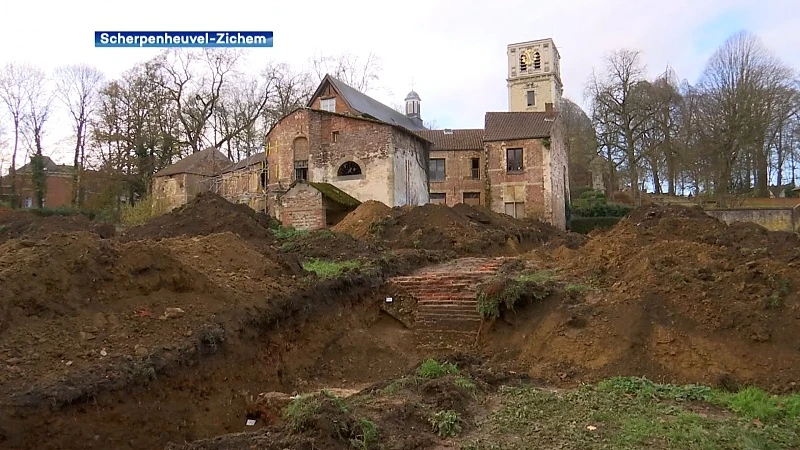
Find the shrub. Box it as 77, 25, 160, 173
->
568, 217, 622, 234
28, 206, 97, 220
429, 410, 463, 437
417, 359, 459, 379
570, 189, 633, 218
120, 195, 170, 226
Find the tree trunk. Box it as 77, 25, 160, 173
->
10, 120, 20, 204
626, 131, 641, 207
71, 121, 84, 206
755, 140, 769, 197
649, 156, 662, 194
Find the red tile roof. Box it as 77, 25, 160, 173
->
414, 129, 484, 151
484, 112, 557, 141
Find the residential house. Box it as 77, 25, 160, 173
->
152, 147, 231, 211
212, 152, 268, 213
12, 156, 74, 208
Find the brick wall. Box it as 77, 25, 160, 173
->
152, 174, 188, 211
545, 118, 569, 230
15, 172, 73, 208
278, 183, 326, 230
308, 82, 356, 115
266, 108, 427, 208
428, 149, 484, 206
485, 138, 547, 220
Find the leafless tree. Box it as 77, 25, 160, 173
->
310, 52, 382, 93
54, 64, 104, 206
213, 72, 274, 161
586, 49, 655, 205
560, 98, 601, 192
264, 63, 314, 129
0, 62, 41, 201
696, 31, 796, 201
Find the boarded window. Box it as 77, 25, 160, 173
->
463, 192, 480, 206
429, 158, 446, 181
504, 202, 525, 219
429, 193, 446, 204
293, 137, 309, 160
507, 148, 523, 172
526, 91, 536, 107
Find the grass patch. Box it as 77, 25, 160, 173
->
271, 225, 308, 240
430, 410, 463, 438
417, 359, 459, 379
0, 224, 8, 233
383, 376, 423, 394
464, 379, 800, 449
120, 195, 170, 226
349, 417, 379, 449
476, 271, 554, 319
565, 284, 588, 293
302, 258, 361, 278
284, 390, 349, 432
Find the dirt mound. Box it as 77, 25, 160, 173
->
495, 204, 800, 391
0, 209, 114, 244
331, 200, 392, 239
122, 192, 276, 242
336, 202, 578, 256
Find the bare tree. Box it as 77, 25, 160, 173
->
213, 72, 274, 161
264, 63, 313, 128
22, 67, 51, 208
0, 63, 40, 202
54, 64, 104, 206
586, 49, 655, 205
696, 31, 796, 201
310, 52, 382, 93
560, 98, 601, 192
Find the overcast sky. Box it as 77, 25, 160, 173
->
0, 0, 798, 168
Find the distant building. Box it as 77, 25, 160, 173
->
151, 147, 231, 211
507, 38, 563, 113
414, 128, 485, 206
12, 156, 75, 208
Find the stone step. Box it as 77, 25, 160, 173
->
417, 300, 478, 307
417, 314, 481, 322
417, 308, 479, 316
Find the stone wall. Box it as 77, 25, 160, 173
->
278, 183, 326, 230
705, 207, 800, 232
485, 137, 546, 221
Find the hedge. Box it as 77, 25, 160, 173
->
568, 217, 622, 234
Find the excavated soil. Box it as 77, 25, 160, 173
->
0, 208, 115, 244
334, 201, 584, 256
493, 204, 800, 392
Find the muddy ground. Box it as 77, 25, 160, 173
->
1, 196, 799, 449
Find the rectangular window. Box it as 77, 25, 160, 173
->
332, 131, 339, 142
24, 197, 32, 208
429, 158, 446, 181
463, 192, 481, 206
320, 98, 335, 112
507, 148, 523, 172
429, 193, 446, 205
470, 158, 480, 180
294, 160, 308, 181
526, 91, 536, 107
504, 202, 525, 219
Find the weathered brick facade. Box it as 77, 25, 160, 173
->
278, 183, 326, 230
485, 137, 548, 219
266, 108, 429, 217
151, 147, 232, 211
416, 129, 485, 206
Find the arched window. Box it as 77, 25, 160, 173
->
519, 54, 528, 71
533, 52, 541, 70
337, 161, 362, 177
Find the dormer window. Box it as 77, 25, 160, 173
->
320, 98, 335, 112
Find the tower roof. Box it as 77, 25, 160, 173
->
405, 90, 420, 101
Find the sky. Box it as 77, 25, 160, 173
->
0, 0, 798, 169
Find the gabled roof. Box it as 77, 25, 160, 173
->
308, 75, 427, 132
484, 112, 557, 142
415, 129, 484, 151
155, 147, 232, 177
221, 152, 266, 174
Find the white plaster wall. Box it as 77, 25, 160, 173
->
320, 158, 395, 206
392, 147, 429, 207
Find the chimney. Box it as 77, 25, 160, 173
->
544, 102, 556, 121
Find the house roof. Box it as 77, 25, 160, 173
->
155, 147, 232, 177
484, 112, 557, 142
266, 107, 433, 147
308, 182, 361, 208
414, 129, 484, 151
17, 156, 72, 173
221, 152, 266, 174
308, 74, 427, 132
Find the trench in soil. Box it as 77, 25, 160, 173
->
2, 280, 429, 450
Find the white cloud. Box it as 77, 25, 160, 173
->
0, 0, 797, 165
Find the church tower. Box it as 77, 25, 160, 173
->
507, 38, 563, 112
404, 90, 423, 128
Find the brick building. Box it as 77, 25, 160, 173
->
263, 76, 431, 221
211, 152, 268, 213
278, 181, 361, 230
152, 147, 231, 211
415, 129, 485, 206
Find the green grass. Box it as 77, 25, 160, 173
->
283, 390, 349, 432
565, 283, 588, 293
462, 377, 800, 450
476, 271, 554, 319
516, 270, 554, 284
271, 225, 308, 240
302, 258, 361, 278
383, 376, 423, 394
350, 418, 379, 449
430, 410, 463, 437
417, 359, 459, 379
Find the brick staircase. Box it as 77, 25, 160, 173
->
388, 258, 513, 350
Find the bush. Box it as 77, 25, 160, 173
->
568, 217, 621, 234
417, 359, 459, 379
570, 189, 633, 218
120, 195, 170, 226
28, 206, 97, 220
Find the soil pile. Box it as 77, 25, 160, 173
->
331, 200, 393, 239
0, 209, 114, 244
122, 192, 276, 242
335, 202, 581, 256
498, 204, 800, 391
